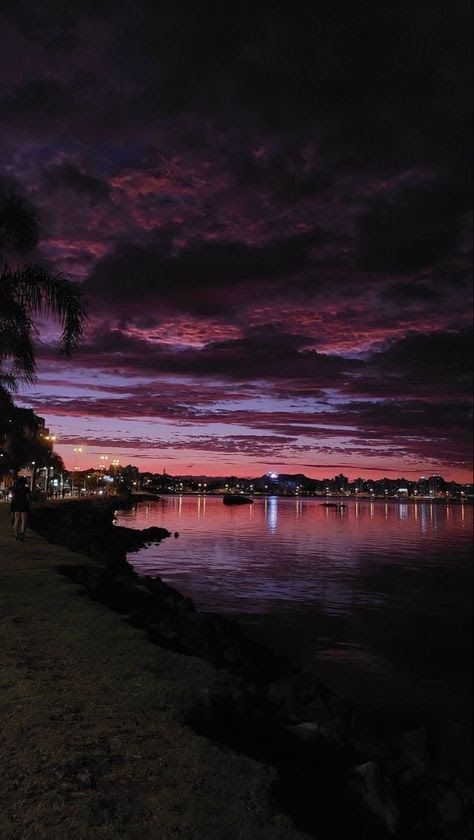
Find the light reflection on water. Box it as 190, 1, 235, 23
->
116, 497, 472, 717
116, 497, 471, 607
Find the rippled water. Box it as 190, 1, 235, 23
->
116, 496, 472, 723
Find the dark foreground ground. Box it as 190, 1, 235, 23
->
0, 499, 471, 839
0, 504, 305, 840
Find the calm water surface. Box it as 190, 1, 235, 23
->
116, 497, 472, 723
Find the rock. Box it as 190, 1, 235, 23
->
286, 721, 344, 749
286, 721, 320, 743
398, 763, 427, 789
435, 782, 464, 825
454, 777, 474, 809
399, 726, 428, 766
223, 494, 253, 505
31, 499, 170, 567
348, 706, 405, 760
349, 760, 400, 835
267, 672, 338, 721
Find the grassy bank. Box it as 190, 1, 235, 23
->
0, 505, 305, 840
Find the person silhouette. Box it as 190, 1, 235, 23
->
10, 476, 31, 541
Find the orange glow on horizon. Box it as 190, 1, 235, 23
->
56, 444, 473, 485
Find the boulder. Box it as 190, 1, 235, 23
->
349, 760, 400, 835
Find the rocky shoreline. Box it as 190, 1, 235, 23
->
30, 497, 473, 839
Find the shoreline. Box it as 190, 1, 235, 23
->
0, 503, 305, 840
121, 491, 472, 505
2, 497, 472, 838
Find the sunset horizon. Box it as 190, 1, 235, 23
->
48, 446, 474, 485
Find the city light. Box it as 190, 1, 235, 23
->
73, 447, 83, 470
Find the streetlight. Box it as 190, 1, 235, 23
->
40, 466, 48, 492
72, 447, 83, 495
73, 447, 83, 469
30, 461, 36, 491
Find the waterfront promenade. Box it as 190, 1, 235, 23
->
0, 504, 303, 840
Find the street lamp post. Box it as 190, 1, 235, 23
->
73, 447, 83, 470
30, 461, 36, 491
72, 447, 83, 495
41, 434, 57, 495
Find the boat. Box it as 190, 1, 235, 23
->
223, 493, 253, 505
320, 502, 347, 509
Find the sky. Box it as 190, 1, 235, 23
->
1, 0, 472, 481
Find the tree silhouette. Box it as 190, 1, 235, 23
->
0, 187, 87, 387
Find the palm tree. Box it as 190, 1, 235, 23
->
0, 187, 87, 386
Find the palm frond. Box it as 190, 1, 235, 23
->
2, 264, 88, 355
0, 376, 17, 403
0, 281, 37, 382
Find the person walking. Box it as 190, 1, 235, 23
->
10, 476, 31, 541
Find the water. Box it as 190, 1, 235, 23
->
116, 496, 472, 731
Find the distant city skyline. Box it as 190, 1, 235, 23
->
3, 3, 471, 484
64, 456, 472, 488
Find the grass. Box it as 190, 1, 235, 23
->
0, 505, 306, 840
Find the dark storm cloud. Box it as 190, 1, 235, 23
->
341, 400, 472, 437
4, 77, 76, 120
2, 1, 470, 163
382, 281, 440, 305
339, 401, 473, 468
233, 148, 333, 204
37, 325, 472, 409
356, 179, 470, 272
25, 386, 472, 468
167, 328, 355, 381
42, 163, 111, 201
41, 324, 358, 385
362, 329, 474, 398
38, 429, 297, 458
83, 235, 312, 318
168, 328, 357, 380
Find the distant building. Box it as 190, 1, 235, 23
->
429, 474, 445, 497
334, 473, 349, 493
